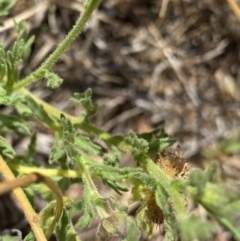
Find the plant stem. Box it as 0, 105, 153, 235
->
13, 0, 101, 91
20, 88, 79, 122
9, 163, 81, 178
18, 86, 133, 153
0, 160, 63, 240
227, 0, 240, 20
0, 156, 47, 241
41, 174, 63, 239
78, 156, 109, 219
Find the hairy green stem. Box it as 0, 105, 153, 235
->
19, 86, 133, 153
13, 0, 101, 91
144, 157, 186, 216
78, 156, 108, 219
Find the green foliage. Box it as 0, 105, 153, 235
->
1, 1, 240, 241
49, 139, 67, 165
0, 0, 15, 17
218, 133, 240, 154
0, 236, 20, 241
25, 96, 58, 130
0, 87, 23, 105
0, 113, 31, 135
60, 114, 80, 165
0, 135, 15, 159
44, 70, 63, 89
75, 134, 104, 155
97, 212, 140, 241
139, 128, 176, 155
103, 147, 120, 167
1, 21, 34, 91
70, 88, 98, 120
125, 131, 149, 160
56, 208, 81, 241
177, 215, 214, 241
73, 188, 96, 229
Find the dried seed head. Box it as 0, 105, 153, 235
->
145, 191, 164, 225
154, 147, 190, 179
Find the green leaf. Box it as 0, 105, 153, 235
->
123, 215, 141, 241
75, 134, 103, 155
0, 135, 15, 159
15, 102, 33, 117
15, 21, 35, 59
49, 139, 66, 165
125, 131, 149, 160
60, 114, 79, 164
0, 113, 31, 135
155, 185, 172, 216
0, 0, 15, 17
3, 21, 34, 91
178, 215, 213, 241
56, 208, 81, 241
218, 133, 240, 154
24, 232, 35, 241
44, 70, 63, 89
12, 38, 24, 64
22, 35, 35, 59
39, 200, 56, 231
204, 162, 220, 183
0, 87, 23, 105
102, 178, 128, 195
25, 133, 37, 159
70, 88, 98, 119
0, 44, 6, 81
198, 183, 240, 240
25, 96, 57, 129
0, 234, 21, 241
139, 129, 176, 155
136, 207, 153, 237
97, 212, 140, 241
103, 146, 120, 167
61, 114, 75, 143
74, 188, 96, 229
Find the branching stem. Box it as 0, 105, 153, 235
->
12, 0, 101, 91
0, 157, 63, 240
0, 156, 47, 241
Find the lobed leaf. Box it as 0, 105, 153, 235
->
45, 70, 63, 89
125, 131, 149, 160
0, 113, 31, 136
56, 208, 81, 241
25, 96, 57, 129
74, 188, 96, 229
49, 139, 66, 165
70, 88, 98, 119
75, 134, 103, 155
0, 87, 22, 105
97, 212, 140, 241
0, 0, 15, 17
0, 135, 15, 159
103, 146, 120, 167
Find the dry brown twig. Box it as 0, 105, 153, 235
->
0, 156, 63, 241
0, 156, 47, 241
226, 0, 240, 20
